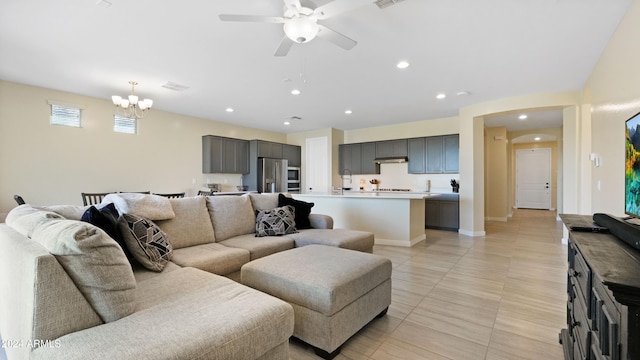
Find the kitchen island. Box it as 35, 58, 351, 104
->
293, 192, 440, 247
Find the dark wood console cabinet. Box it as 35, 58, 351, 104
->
559, 214, 640, 360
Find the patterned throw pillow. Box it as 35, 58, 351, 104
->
255, 205, 298, 237
118, 213, 173, 272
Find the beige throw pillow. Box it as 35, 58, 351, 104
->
102, 193, 175, 220
5, 204, 64, 238
31, 219, 136, 323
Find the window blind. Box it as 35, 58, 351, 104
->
114, 115, 137, 134
49, 102, 82, 127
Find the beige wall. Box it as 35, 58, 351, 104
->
0, 81, 285, 217
344, 116, 459, 143
583, 0, 640, 217
485, 126, 508, 221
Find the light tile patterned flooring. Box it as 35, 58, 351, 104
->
290, 209, 568, 360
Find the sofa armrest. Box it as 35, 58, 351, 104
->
309, 214, 333, 229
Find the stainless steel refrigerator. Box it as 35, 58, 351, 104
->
258, 158, 288, 193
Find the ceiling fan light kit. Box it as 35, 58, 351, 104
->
284, 16, 319, 43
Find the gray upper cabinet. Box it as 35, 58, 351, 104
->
407, 138, 426, 174
203, 135, 224, 173
360, 142, 380, 174
339, 143, 380, 175
203, 135, 249, 174
339, 143, 362, 174
223, 138, 249, 174
257, 141, 283, 159
443, 135, 459, 173
375, 139, 407, 158
426, 136, 444, 173
283, 144, 301, 167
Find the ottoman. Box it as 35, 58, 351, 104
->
241, 245, 392, 359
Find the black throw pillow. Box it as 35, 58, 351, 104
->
278, 193, 314, 229
81, 203, 131, 261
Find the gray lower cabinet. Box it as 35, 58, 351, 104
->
425, 196, 459, 231
202, 135, 249, 174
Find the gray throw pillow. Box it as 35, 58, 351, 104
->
119, 213, 173, 272
255, 205, 298, 237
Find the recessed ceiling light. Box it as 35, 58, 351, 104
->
396, 61, 410, 69
534, 137, 541, 141
291, 89, 301, 95
283, 121, 291, 126
436, 93, 446, 100
225, 108, 234, 113
519, 114, 528, 120
345, 110, 353, 115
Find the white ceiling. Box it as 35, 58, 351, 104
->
484, 109, 563, 132
0, 0, 631, 133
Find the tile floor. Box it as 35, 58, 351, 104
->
290, 209, 568, 360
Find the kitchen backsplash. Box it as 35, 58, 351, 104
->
344, 162, 460, 193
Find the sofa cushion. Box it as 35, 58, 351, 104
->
155, 196, 216, 249
290, 228, 375, 253
39, 204, 89, 220
32, 267, 294, 360
30, 219, 136, 323
255, 205, 297, 237
278, 193, 314, 229
103, 193, 175, 220
170, 242, 250, 276
5, 204, 64, 238
248, 192, 281, 211
118, 213, 173, 272
220, 233, 295, 261
206, 194, 255, 241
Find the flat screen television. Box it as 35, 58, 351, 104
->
625, 111, 640, 218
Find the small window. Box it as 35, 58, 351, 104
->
48, 100, 82, 127
114, 115, 137, 134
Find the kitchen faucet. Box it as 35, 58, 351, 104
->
340, 169, 352, 195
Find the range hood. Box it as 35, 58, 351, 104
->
374, 156, 408, 164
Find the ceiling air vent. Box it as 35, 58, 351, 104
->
375, 0, 405, 9
161, 81, 190, 91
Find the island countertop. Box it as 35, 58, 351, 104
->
292, 192, 430, 247
294, 192, 443, 200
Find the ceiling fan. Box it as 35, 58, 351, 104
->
219, 0, 373, 56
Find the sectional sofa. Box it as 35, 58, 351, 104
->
0, 193, 374, 360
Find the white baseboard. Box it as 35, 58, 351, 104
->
458, 229, 486, 237
375, 234, 425, 247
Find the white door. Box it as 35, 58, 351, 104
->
516, 148, 552, 209
305, 136, 329, 193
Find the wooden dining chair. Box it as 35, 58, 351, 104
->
153, 192, 186, 199
81, 192, 113, 206
13, 195, 26, 205
197, 190, 214, 196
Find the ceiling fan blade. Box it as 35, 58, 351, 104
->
314, 0, 375, 20
218, 14, 285, 23
317, 24, 357, 50
274, 36, 295, 57
283, 0, 303, 12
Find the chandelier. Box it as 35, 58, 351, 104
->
111, 81, 153, 119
